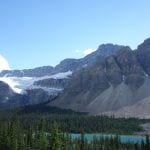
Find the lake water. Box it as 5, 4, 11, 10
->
71, 134, 146, 144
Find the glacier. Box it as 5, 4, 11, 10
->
0, 71, 72, 94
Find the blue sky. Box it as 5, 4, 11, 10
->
0, 0, 150, 69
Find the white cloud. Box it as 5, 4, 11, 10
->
0, 54, 10, 71
83, 48, 95, 55
75, 48, 95, 56
75, 49, 80, 53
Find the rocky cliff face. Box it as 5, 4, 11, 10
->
50, 39, 150, 118
0, 81, 14, 102
34, 78, 69, 89
55, 44, 124, 73
0, 81, 27, 109
135, 38, 150, 76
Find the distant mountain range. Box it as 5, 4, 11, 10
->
0, 38, 150, 118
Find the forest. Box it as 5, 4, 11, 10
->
0, 105, 150, 149
0, 118, 150, 150
0, 104, 148, 134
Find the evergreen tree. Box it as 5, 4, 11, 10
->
49, 124, 61, 150
146, 135, 150, 150
35, 118, 48, 150
80, 132, 85, 150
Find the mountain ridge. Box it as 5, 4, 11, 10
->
0, 44, 125, 77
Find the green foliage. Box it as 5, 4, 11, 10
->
18, 115, 144, 134
0, 107, 150, 149
49, 124, 61, 150
0, 118, 149, 150
146, 135, 150, 150
0, 104, 149, 134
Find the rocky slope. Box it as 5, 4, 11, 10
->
103, 96, 150, 119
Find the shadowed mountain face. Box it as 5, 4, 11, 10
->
0, 80, 52, 109
135, 38, 150, 76
0, 81, 14, 101
49, 39, 150, 118
0, 81, 27, 108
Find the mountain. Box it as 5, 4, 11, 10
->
0, 44, 124, 108
49, 39, 150, 118
55, 44, 124, 72
0, 38, 150, 118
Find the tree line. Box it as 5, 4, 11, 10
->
0, 118, 150, 150
0, 113, 145, 134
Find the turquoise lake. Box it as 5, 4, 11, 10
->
71, 134, 146, 144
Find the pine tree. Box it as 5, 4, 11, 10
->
49, 124, 61, 150
7, 119, 20, 150
134, 143, 139, 150
26, 125, 34, 149
80, 132, 85, 150
36, 118, 48, 150
141, 140, 145, 150
146, 135, 150, 150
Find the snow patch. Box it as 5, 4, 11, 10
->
122, 75, 126, 81
82, 64, 88, 68
46, 71, 72, 79
144, 72, 149, 77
